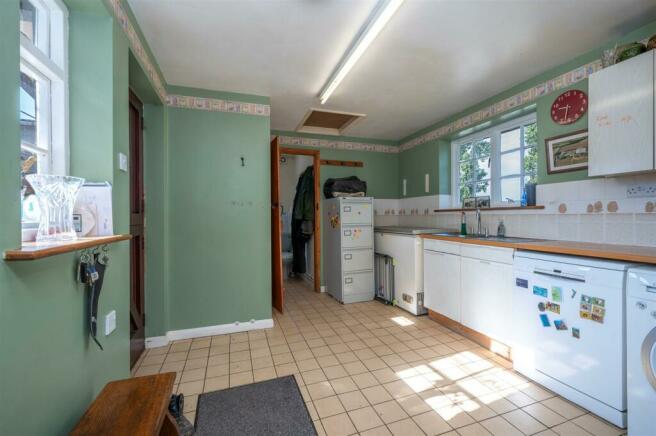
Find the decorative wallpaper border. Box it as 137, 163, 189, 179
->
276, 135, 400, 154
167, 94, 270, 116
399, 59, 603, 151
108, 0, 271, 117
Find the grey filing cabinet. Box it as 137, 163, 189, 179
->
323, 197, 375, 303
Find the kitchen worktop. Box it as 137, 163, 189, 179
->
374, 226, 451, 235
421, 233, 656, 265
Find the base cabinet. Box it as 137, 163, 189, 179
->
424, 250, 461, 322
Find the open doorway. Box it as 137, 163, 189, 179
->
271, 138, 321, 314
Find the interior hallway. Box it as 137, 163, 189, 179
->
131, 279, 625, 436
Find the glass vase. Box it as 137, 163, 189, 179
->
26, 174, 85, 243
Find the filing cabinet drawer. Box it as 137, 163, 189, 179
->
342, 249, 373, 272
341, 226, 373, 249
341, 202, 373, 225
344, 271, 374, 296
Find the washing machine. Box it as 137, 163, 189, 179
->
627, 267, 656, 436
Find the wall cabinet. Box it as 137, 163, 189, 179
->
589, 50, 655, 176
424, 241, 513, 345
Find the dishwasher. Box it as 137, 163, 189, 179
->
512, 251, 634, 428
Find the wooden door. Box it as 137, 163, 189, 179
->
129, 90, 146, 368
271, 137, 284, 313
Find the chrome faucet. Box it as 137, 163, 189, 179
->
476, 207, 482, 236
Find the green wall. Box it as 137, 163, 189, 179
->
0, 3, 131, 435
166, 102, 272, 331
400, 20, 656, 197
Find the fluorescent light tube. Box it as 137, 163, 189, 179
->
319, 0, 404, 104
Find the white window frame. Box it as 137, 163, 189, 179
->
451, 113, 537, 207
20, 0, 69, 176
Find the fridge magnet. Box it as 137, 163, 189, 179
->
546, 302, 561, 314
554, 319, 568, 331
537, 302, 546, 312
580, 294, 606, 324
540, 313, 551, 327
551, 286, 563, 303
580, 310, 592, 320
533, 286, 548, 298
329, 214, 340, 229
571, 289, 577, 299
592, 297, 605, 307
572, 327, 580, 339
516, 278, 528, 288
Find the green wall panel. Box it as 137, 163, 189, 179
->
167, 108, 272, 330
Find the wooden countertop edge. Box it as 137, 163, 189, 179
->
421, 234, 656, 265
3, 234, 132, 261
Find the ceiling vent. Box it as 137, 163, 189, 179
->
296, 108, 365, 136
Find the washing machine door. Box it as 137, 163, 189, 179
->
642, 327, 656, 390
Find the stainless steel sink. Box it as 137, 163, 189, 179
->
432, 232, 544, 243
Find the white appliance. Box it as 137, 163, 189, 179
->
73, 182, 113, 237
375, 226, 449, 315
627, 267, 656, 436
513, 251, 633, 428
323, 197, 374, 304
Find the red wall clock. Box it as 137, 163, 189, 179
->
551, 90, 588, 125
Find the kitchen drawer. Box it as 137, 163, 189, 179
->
344, 271, 374, 296
461, 244, 513, 264
341, 201, 373, 224
423, 239, 461, 255
342, 226, 373, 249
342, 249, 373, 272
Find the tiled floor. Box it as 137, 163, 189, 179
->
132, 278, 627, 436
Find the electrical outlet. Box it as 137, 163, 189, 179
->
105, 310, 116, 336
119, 153, 128, 172
627, 184, 656, 198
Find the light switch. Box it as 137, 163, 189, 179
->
105, 310, 116, 336
425, 174, 430, 193
403, 179, 407, 196
119, 153, 128, 172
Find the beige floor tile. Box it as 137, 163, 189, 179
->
273, 352, 295, 365
160, 361, 185, 373
229, 371, 253, 387
164, 351, 188, 363
251, 356, 274, 370
374, 400, 409, 424
387, 417, 425, 436
183, 394, 198, 412
170, 342, 191, 353
330, 376, 359, 394
230, 350, 251, 362
250, 347, 271, 358
318, 355, 341, 368
502, 408, 546, 435
434, 404, 475, 429
141, 354, 166, 366
203, 375, 229, 392
229, 360, 252, 374
134, 365, 161, 377
180, 367, 206, 382
321, 412, 356, 436
306, 401, 319, 421
413, 410, 453, 435
184, 410, 196, 423
208, 354, 229, 366
338, 391, 370, 411
519, 383, 555, 402
570, 414, 624, 436
397, 394, 433, 416
294, 349, 316, 361
253, 367, 277, 382
230, 341, 249, 352
352, 372, 379, 389
307, 381, 337, 400
550, 421, 595, 436
187, 348, 209, 359
297, 358, 321, 372
275, 362, 299, 376
541, 397, 586, 420
372, 368, 400, 384
314, 395, 347, 418
361, 385, 393, 405
522, 403, 567, 427
479, 416, 524, 436
455, 422, 493, 436
303, 368, 328, 385
360, 425, 393, 436
178, 380, 204, 396
533, 430, 558, 436
349, 406, 384, 432
343, 360, 368, 376
323, 364, 348, 379
384, 379, 416, 399
205, 363, 229, 378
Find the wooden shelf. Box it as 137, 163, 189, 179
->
3, 234, 131, 261
433, 205, 545, 213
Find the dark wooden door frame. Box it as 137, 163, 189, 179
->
277, 144, 321, 294
129, 89, 145, 368
271, 137, 284, 314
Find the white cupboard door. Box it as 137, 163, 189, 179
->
589, 50, 654, 176
461, 257, 513, 344
424, 250, 461, 322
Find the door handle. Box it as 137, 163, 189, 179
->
534, 269, 585, 283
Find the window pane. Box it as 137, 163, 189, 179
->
524, 122, 537, 148
460, 183, 474, 202
475, 181, 491, 197
20, 0, 36, 43
459, 143, 472, 161
459, 161, 474, 183
474, 157, 490, 181
524, 146, 538, 177
500, 127, 521, 152
500, 177, 521, 202
501, 150, 520, 176
20, 71, 37, 148
474, 138, 491, 157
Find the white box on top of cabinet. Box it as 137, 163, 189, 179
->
589, 50, 655, 176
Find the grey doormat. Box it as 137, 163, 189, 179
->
194, 375, 317, 436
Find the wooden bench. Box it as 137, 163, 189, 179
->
71, 372, 180, 436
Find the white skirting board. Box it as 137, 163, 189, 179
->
145, 318, 274, 348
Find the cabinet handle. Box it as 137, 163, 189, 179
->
479, 260, 490, 265
344, 206, 352, 212
344, 254, 352, 260
345, 277, 353, 284
344, 230, 352, 236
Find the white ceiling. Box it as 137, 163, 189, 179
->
128, 0, 656, 141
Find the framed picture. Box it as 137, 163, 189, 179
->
462, 197, 476, 209
476, 196, 491, 208
545, 129, 588, 174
